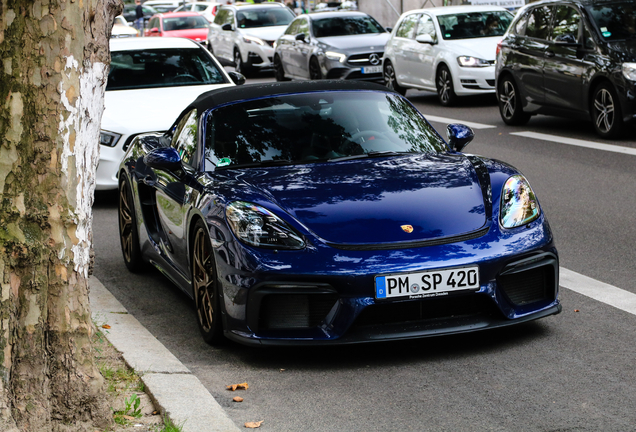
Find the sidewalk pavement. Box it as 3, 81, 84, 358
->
89, 276, 241, 432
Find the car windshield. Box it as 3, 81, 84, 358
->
163, 15, 209, 30
587, 2, 636, 41
106, 48, 226, 90
312, 16, 385, 37
236, 7, 295, 28
203, 91, 447, 170
437, 11, 513, 40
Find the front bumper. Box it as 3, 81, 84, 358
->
454, 65, 496, 96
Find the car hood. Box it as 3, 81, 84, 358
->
102, 84, 233, 135
442, 36, 501, 61
240, 25, 288, 41
163, 28, 209, 41
606, 40, 636, 62
318, 33, 391, 52
222, 154, 488, 245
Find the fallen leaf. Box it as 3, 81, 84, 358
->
245, 420, 264, 428
574, 309, 580, 312
279, 369, 285, 372
227, 382, 248, 391
233, 396, 244, 402
101, 324, 111, 329
152, 410, 160, 415
122, 415, 136, 421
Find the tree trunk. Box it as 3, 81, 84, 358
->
0, 0, 121, 430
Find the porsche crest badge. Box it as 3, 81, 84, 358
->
401, 225, 414, 233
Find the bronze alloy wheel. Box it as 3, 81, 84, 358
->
192, 220, 223, 343
118, 175, 143, 272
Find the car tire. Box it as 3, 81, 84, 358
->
274, 55, 290, 81
383, 60, 406, 96
497, 75, 531, 126
309, 57, 322, 80
234, 48, 252, 77
436, 65, 457, 106
118, 174, 144, 273
191, 219, 224, 345
591, 81, 624, 139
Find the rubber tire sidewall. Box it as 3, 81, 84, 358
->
383, 60, 407, 96
436, 64, 458, 107
497, 75, 531, 126
592, 81, 624, 139
118, 173, 144, 273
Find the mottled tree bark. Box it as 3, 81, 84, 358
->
0, 0, 121, 430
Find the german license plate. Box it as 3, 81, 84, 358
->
375, 266, 479, 300
362, 66, 382, 74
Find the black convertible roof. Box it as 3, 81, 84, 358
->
187, 80, 392, 113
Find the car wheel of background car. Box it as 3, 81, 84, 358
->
234, 48, 252, 77
383, 60, 406, 96
309, 57, 323, 80
436, 65, 457, 106
274, 55, 290, 81
592, 81, 624, 139
191, 219, 224, 344
118, 174, 144, 273
497, 75, 531, 126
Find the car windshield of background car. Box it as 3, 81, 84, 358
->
163, 15, 209, 30
588, 2, 636, 41
203, 91, 447, 170
236, 7, 295, 28
106, 48, 226, 90
312, 16, 385, 37
437, 11, 513, 40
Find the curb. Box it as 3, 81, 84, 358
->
89, 276, 241, 432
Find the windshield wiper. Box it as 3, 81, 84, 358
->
328, 151, 407, 162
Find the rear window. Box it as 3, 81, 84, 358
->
107, 48, 227, 90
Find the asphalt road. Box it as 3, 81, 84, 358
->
93, 73, 636, 431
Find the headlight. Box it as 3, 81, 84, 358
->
100, 130, 121, 147
500, 175, 540, 229
226, 201, 305, 249
622, 63, 636, 81
243, 35, 265, 46
325, 51, 346, 63
457, 56, 490, 67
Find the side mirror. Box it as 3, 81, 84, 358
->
385, 27, 393, 33
144, 147, 182, 172
221, 23, 233, 31
228, 71, 246, 85
295, 33, 306, 42
149, 27, 160, 34
446, 123, 474, 152
555, 33, 579, 46
415, 34, 435, 44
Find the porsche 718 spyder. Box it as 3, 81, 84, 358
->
117, 80, 561, 346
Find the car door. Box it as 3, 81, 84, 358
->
294, 17, 312, 78
391, 13, 420, 85
154, 109, 200, 279
277, 19, 300, 76
515, 5, 552, 107
411, 13, 438, 88
543, 4, 587, 112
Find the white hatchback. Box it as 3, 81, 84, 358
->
98, 37, 238, 190
383, 5, 514, 106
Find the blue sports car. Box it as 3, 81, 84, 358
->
118, 80, 561, 346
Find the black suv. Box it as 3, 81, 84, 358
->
495, 0, 636, 138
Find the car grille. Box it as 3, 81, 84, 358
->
347, 52, 384, 67
258, 294, 338, 330
352, 294, 498, 328
498, 264, 555, 306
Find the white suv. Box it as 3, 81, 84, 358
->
207, 3, 295, 76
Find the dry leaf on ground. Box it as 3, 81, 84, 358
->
101, 324, 111, 329
233, 397, 244, 402
226, 382, 249, 391
245, 420, 264, 428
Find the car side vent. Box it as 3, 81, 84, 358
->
259, 294, 338, 330
498, 263, 555, 306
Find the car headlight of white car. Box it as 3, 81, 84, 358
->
457, 56, 490, 68
100, 130, 122, 147
500, 175, 540, 229
325, 51, 346, 63
226, 201, 305, 249
243, 35, 266, 46
622, 63, 636, 81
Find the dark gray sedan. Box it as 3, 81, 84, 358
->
273, 11, 389, 81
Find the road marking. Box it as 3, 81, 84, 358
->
512, 131, 636, 156
424, 114, 497, 130
560, 267, 636, 316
